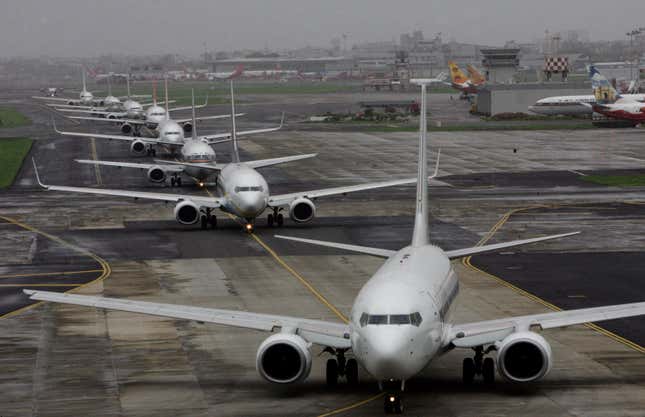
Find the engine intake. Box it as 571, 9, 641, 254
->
256, 333, 312, 384
497, 332, 552, 382
182, 122, 193, 133
288, 198, 316, 223
121, 123, 133, 134
173, 201, 200, 225
147, 166, 166, 183
130, 140, 146, 155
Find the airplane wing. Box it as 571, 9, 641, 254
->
275, 235, 396, 258
67, 116, 146, 125
33, 159, 221, 207
267, 177, 416, 207
173, 113, 245, 124
152, 159, 226, 172
75, 159, 185, 173
167, 96, 208, 112
443, 232, 579, 259
56, 108, 126, 116
448, 302, 645, 348
32, 96, 77, 102
199, 113, 285, 143
243, 153, 317, 169
54, 122, 179, 146
24, 290, 351, 349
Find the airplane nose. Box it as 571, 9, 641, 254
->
238, 193, 266, 217
363, 329, 417, 380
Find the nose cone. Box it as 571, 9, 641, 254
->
360, 327, 425, 380
237, 193, 267, 218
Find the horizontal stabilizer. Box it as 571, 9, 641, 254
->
275, 235, 395, 258
444, 231, 579, 260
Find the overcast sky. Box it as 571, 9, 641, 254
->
2, 0, 644, 57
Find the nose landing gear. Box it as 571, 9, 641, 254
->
323, 348, 358, 387
463, 345, 495, 384
382, 380, 404, 414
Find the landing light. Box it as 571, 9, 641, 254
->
389, 396, 396, 403
198, 182, 205, 187
245, 223, 253, 233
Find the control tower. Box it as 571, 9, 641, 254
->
480, 48, 520, 83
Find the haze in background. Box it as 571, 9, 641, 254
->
1, 0, 643, 57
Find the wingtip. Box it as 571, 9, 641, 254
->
23, 289, 36, 296
31, 158, 47, 188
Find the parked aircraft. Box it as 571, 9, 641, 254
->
587, 66, 645, 123
24, 80, 643, 415
208, 64, 245, 80
466, 64, 486, 85
447, 61, 483, 96
33, 69, 104, 106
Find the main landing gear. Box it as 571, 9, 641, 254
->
324, 348, 358, 387
266, 208, 284, 227
463, 345, 495, 385
170, 175, 182, 187
146, 146, 156, 157
382, 380, 404, 414
200, 209, 217, 230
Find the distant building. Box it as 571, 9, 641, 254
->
481, 48, 520, 83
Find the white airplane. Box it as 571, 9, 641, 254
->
36, 82, 418, 231
33, 69, 101, 106
52, 80, 263, 157
75, 91, 293, 188
208, 64, 245, 80
25, 79, 645, 414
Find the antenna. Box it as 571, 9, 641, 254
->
164, 76, 170, 120
230, 81, 240, 163
410, 79, 430, 247
191, 89, 197, 141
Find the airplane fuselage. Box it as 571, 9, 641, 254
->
349, 244, 458, 383
593, 103, 645, 122
178, 140, 217, 180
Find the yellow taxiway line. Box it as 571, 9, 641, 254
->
461, 204, 645, 354
0, 215, 111, 319
316, 392, 385, 417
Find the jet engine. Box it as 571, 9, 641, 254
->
120, 123, 133, 134
67, 101, 76, 106
256, 333, 312, 384
130, 140, 146, 155
147, 166, 166, 183
496, 332, 552, 382
288, 198, 316, 223
173, 201, 200, 225
182, 122, 193, 134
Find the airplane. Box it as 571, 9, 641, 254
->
39, 87, 63, 97
74, 90, 290, 187
208, 64, 245, 81
24, 80, 645, 415
466, 64, 486, 85
447, 61, 483, 97
52, 79, 260, 157
32, 69, 103, 106
586, 66, 645, 123
35, 81, 418, 232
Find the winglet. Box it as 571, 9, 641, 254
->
279, 112, 286, 128
32, 158, 48, 188
23, 289, 36, 296
51, 117, 62, 134
429, 148, 441, 180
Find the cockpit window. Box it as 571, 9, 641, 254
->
359, 312, 423, 327
367, 315, 388, 325
235, 186, 263, 193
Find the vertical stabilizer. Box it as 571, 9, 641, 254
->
230, 81, 240, 163
590, 65, 620, 104
410, 80, 430, 247
466, 64, 486, 85
126, 75, 131, 99
152, 79, 157, 106
190, 89, 197, 141
164, 77, 170, 120
448, 61, 470, 84
107, 74, 112, 96
81, 68, 87, 91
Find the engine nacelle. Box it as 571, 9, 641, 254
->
288, 198, 316, 223
67, 101, 76, 106
182, 122, 193, 133
173, 201, 200, 225
147, 166, 166, 183
497, 332, 552, 382
130, 140, 146, 155
256, 333, 312, 384
120, 123, 133, 134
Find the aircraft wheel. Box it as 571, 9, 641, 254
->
463, 357, 476, 384
176, 177, 182, 187
326, 359, 338, 387
483, 357, 495, 384
345, 358, 358, 386
210, 215, 217, 229
267, 213, 274, 227
200, 216, 208, 230
170, 177, 176, 187
276, 213, 284, 227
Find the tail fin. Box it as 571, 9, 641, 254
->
126, 75, 131, 99
81, 68, 87, 91
466, 64, 485, 85
152, 79, 157, 106
590, 65, 620, 104
164, 77, 170, 119
190, 89, 198, 140
448, 61, 470, 84
230, 81, 240, 163
229, 64, 244, 80
107, 74, 112, 96
410, 79, 430, 247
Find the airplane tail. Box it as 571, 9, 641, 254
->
466, 64, 485, 85
448, 61, 470, 84
590, 65, 620, 104
164, 77, 170, 119
229, 81, 240, 163
126, 75, 132, 99
229, 65, 244, 80
107, 74, 112, 96
152, 79, 157, 106
190, 89, 198, 140
410, 79, 430, 247
81, 68, 87, 91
